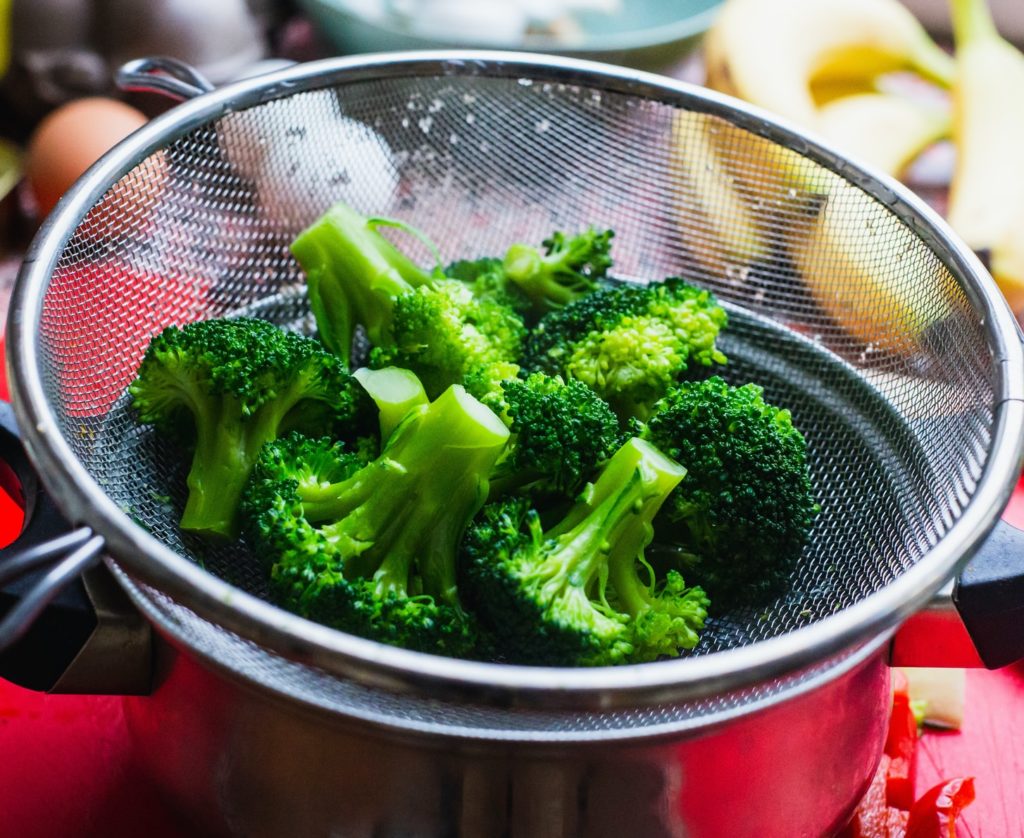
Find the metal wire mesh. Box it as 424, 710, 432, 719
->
26, 63, 998, 725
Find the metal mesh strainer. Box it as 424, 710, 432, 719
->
8, 53, 1024, 724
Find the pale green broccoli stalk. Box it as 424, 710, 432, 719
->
353, 366, 429, 442
290, 202, 435, 363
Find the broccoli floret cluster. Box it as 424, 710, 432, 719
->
641, 377, 820, 604
463, 439, 710, 666
129, 317, 371, 538
129, 201, 818, 665
243, 385, 509, 657
524, 277, 729, 420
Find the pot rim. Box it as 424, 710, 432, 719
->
8, 50, 1024, 709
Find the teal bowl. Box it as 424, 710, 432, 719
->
296, 0, 723, 70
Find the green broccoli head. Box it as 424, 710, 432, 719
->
524, 277, 728, 420
129, 317, 369, 539
642, 377, 818, 605
487, 372, 626, 502
243, 384, 510, 658
503, 228, 613, 315
368, 279, 527, 400
462, 437, 709, 666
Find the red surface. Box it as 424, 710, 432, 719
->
1, 346, 1024, 836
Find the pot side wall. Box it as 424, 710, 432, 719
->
121, 644, 890, 838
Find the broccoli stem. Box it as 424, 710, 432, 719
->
536, 439, 686, 604
307, 385, 509, 603
291, 203, 434, 362
179, 373, 324, 538
353, 366, 429, 442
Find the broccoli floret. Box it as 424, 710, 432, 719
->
486, 372, 626, 502
129, 317, 369, 539
641, 377, 818, 605
524, 277, 728, 420
503, 228, 613, 314
367, 279, 527, 400
462, 438, 709, 666
243, 385, 510, 657
290, 202, 435, 364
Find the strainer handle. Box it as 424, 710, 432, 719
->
952, 517, 1024, 669
0, 402, 151, 694
115, 56, 215, 102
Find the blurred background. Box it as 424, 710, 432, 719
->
1, 2, 1024, 835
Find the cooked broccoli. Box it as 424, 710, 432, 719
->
524, 277, 728, 420
129, 317, 369, 539
290, 202, 435, 364
641, 377, 818, 605
502, 228, 613, 314
486, 372, 626, 503
243, 384, 510, 657
352, 366, 428, 442
368, 278, 527, 400
462, 438, 709, 666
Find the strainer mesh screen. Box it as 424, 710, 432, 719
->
32, 70, 994, 724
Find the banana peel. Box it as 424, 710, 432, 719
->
789, 183, 956, 349
816, 92, 951, 178
947, 0, 1024, 312
705, 0, 955, 127
668, 111, 770, 278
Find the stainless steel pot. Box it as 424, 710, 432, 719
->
2, 53, 1024, 837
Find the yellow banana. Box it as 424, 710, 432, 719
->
816, 92, 951, 178
705, 0, 954, 127
947, 0, 1024, 312
789, 183, 956, 349
669, 111, 770, 279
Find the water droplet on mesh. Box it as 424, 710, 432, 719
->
535, 119, 551, 134
517, 78, 533, 87
418, 116, 433, 134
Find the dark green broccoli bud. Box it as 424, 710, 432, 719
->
129, 317, 368, 539
487, 372, 626, 502
642, 377, 818, 605
503, 228, 613, 314
462, 438, 709, 666
524, 277, 728, 421
243, 385, 510, 657
291, 202, 435, 364
367, 279, 527, 400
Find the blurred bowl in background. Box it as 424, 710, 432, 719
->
296, 0, 723, 70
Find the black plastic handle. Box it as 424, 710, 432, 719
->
954, 517, 1024, 669
0, 402, 103, 690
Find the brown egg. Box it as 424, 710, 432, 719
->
25, 97, 151, 218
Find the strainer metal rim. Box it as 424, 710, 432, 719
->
8, 50, 1024, 709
